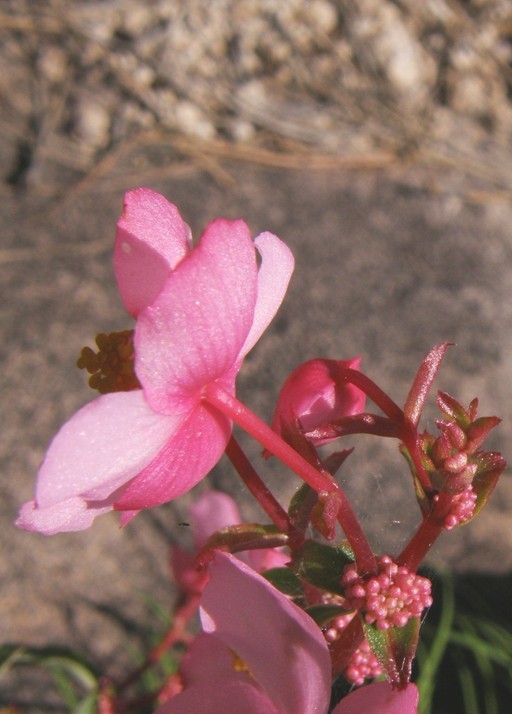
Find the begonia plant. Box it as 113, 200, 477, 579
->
15, 188, 506, 712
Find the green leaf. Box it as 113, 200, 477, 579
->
197, 523, 289, 567
416, 571, 455, 714
306, 604, 349, 627
73, 691, 99, 714
292, 540, 355, 595
262, 567, 303, 596
363, 617, 421, 687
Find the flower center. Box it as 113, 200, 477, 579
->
77, 330, 141, 394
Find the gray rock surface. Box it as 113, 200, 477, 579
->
2, 0, 512, 709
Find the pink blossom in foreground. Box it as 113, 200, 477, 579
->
157, 552, 419, 714
271, 357, 366, 446
17, 189, 294, 535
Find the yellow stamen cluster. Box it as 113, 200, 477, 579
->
230, 651, 252, 675
77, 330, 141, 394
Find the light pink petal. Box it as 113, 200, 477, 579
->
114, 402, 232, 510
135, 219, 258, 415
239, 231, 295, 358
189, 491, 241, 548
180, 633, 252, 687
272, 357, 366, 445
114, 188, 191, 315
156, 679, 278, 714
34, 391, 180, 508
16, 497, 112, 535
200, 552, 331, 714
248, 547, 290, 572
332, 682, 419, 714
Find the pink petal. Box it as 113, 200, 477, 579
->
189, 491, 242, 548
239, 231, 295, 358
156, 679, 278, 714
114, 188, 191, 315
34, 391, 179, 508
180, 633, 252, 687
272, 357, 366, 445
332, 682, 419, 714
135, 219, 258, 416
248, 546, 290, 572
200, 552, 331, 714
16, 497, 112, 535
114, 401, 232, 510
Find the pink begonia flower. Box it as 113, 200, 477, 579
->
17, 189, 294, 535
271, 357, 366, 446
171, 490, 289, 593
157, 552, 419, 714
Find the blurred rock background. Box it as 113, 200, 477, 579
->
2, 1, 512, 710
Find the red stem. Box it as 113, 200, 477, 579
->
203, 383, 377, 575
338, 368, 404, 422
397, 517, 443, 572
397, 492, 454, 570
225, 435, 291, 532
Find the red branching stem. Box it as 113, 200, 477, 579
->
337, 368, 404, 422
397, 518, 443, 572
225, 436, 291, 532
204, 383, 377, 575
400, 422, 433, 493
396, 494, 455, 571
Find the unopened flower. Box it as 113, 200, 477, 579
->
17, 189, 294, 534
271, 358, 366, 446
433, 486, 477, 530
342, 556, 432, 630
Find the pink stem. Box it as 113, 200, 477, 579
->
397, 492, 453, 570
204, 383, 377, 575
225, 436, 291, 532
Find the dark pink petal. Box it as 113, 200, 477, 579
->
114, 188, 191, 316
135, 219, 258, 416
200, 552, 331, 714
238, 231, 295, 358
156, 679, 278, 714
34, 391, 180, 508
189, 491, 241, 548
114, 401, 232, 510
272, 358, 366, 445
16, 497, 112, 535
332, 682, 419, 714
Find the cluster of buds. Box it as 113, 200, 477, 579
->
418, 391, 503, 530
341, 556, 433, 631
432, 486, 478, 530
323, 608, 383, 686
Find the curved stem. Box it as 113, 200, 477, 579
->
204, 383, 377, 575
397, 517, 443, 572
338, 368, 404, 422
225, 436, 291, 532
